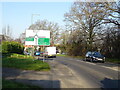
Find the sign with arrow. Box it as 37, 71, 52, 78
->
25, 30, 50, 46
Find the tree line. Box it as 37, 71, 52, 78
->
59, 1, 120, 59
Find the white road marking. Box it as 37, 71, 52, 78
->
85, 62, 119, 71
65, 58, 119, 71
100, 66, 119, 71
85, 62, 96, 65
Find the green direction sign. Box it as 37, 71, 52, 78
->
38, 38, 50, 46
25, 37, 34, 41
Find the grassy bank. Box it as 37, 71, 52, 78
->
2, 79, 41, 89
2, 53, 50, 71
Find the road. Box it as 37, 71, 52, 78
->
3, 56, 120, 89
46, 56, 120, 88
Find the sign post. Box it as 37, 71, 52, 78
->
43, 45, 45, 62
25, 30, 50, 61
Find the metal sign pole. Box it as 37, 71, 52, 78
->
43, 45, 44, 62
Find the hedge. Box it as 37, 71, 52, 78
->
2, 41, 24, 54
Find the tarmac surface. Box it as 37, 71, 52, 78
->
3, 59, 85, 88
2, 56, 120, 88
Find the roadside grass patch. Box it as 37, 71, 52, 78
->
56, 54, 84, 59
106, 58, 120, 64
2, 53, 50, 71
2, 79, 41, 89
72, 56, 84, 59
56, 54, 68, 57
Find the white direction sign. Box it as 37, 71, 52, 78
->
25, 30, 50, 46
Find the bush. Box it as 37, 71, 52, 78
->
2, 41, 24, 54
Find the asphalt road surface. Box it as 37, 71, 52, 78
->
3, 56, 120, 89
46, 56, 120, 88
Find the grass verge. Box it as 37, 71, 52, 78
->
2, 79, 41, 89
105, 58, 120, 64
56, 54, 68, 57
2, 53, 50, 71
56, 54, 84, 59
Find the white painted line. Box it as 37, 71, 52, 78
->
75, 59, 119, 71
84, 61, 119, 71
101, 66, 119, 71
85, 62, 96, 65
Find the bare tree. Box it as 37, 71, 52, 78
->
103, 1, 120, 26
2, 25, 13, 41
64, 2, 111, 51
101, 26, 120, 58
